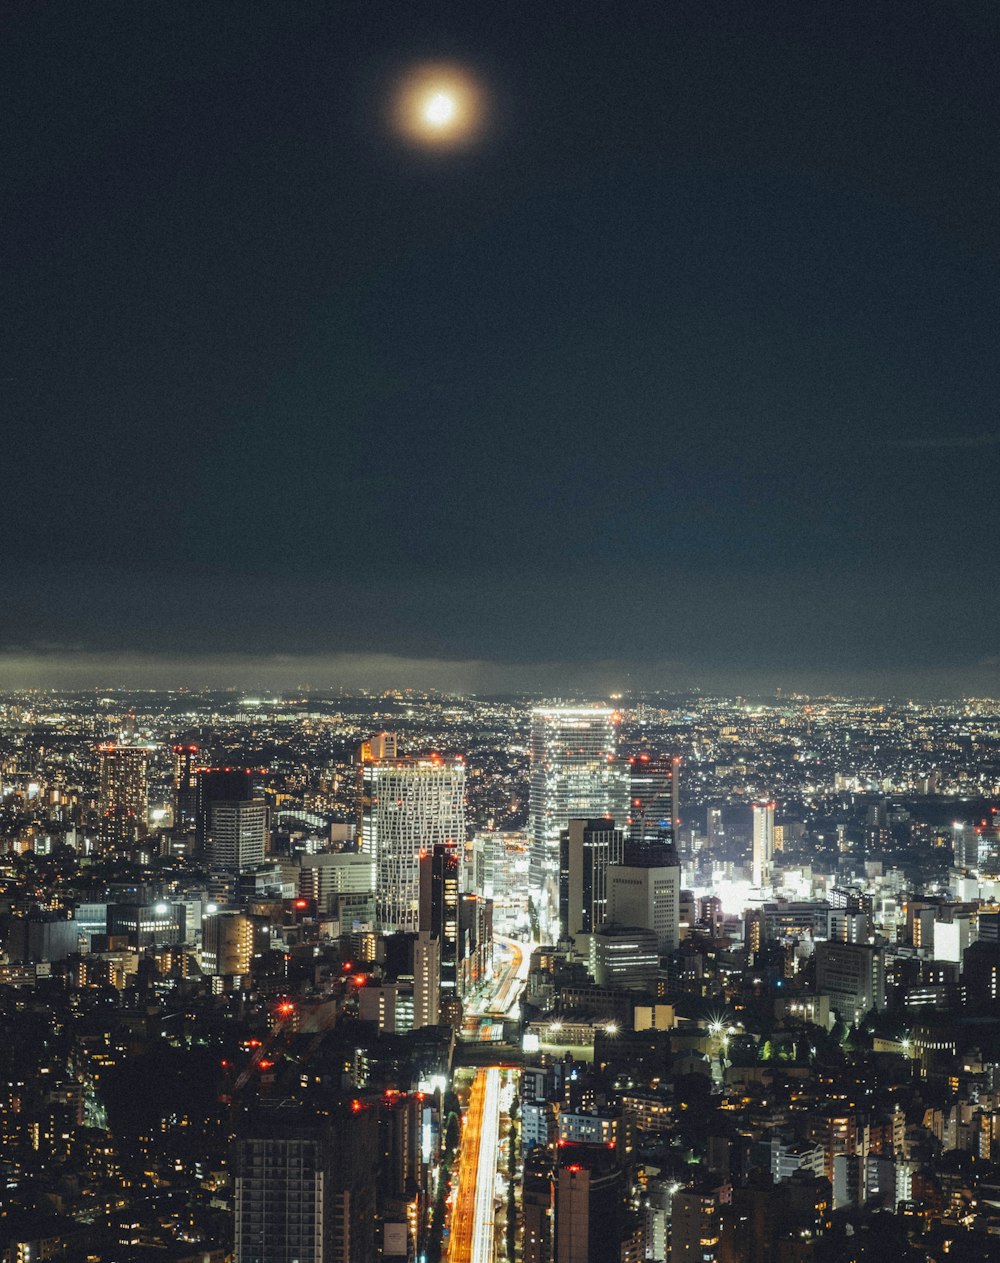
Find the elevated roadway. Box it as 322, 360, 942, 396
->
448, 1067, 501, 1263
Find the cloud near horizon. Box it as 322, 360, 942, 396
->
2, 649, 1000, 702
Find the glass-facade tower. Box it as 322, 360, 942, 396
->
528, 706, 623, 928
627, 753, 680, 848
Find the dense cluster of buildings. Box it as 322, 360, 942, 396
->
3, 689, 1000, 1260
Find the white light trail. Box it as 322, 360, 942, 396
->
471, 1068, 501, 1263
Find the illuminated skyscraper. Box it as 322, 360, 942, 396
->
195, 767, 263, 852
355, 732, 397, 842
359, 754, 466, 934
419, 842, 459, 1000
607, 842, 680, 953
752, 801, 776, 888
209, 799, 268, 874
670, 1180, 732, 1263
814, 940, 886, 1024
626, 753, 680, 848
171, 743, 199, 830
528, 706, 623, 922
951, 822, 976, 873
97, 743, 152, 850
977, 825, 1000, 878
201, 910, 254, 976
558, 818, 625, 941
523, 1149, 555, 1263
413, 930, 442, 1028
235, 1102, 377, 1263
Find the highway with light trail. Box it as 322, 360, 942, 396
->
447, 1067, 501, 1263
447, 932, 530, 1259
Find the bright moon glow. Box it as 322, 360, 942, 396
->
394, 63, 484, 146
423, 92, 456, 127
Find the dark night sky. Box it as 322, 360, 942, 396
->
4, 2, 1000, 694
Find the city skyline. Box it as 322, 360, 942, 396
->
5, 5, 1000, 1256
5, 4, 1000, 1257
5, 686, 1000, 1258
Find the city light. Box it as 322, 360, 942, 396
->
7, 9, 995, 1260
4, 692, 998, 1258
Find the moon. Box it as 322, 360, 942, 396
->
423, 91, 457, 128
393, 64, 484, 147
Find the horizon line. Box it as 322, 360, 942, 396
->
1, 648, 1000, 703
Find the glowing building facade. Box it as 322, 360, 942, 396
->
528, 707, 623, 922
171, 743, 200, 830
98, 743, 152, 850
626, 753, 680, 848
558, 818, 625, 941
360, 756, 466, 934
752, 800, 776, 888
209, 799, 268, 874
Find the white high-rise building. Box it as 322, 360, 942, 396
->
607, 849, 680, 954
360, 756, 466, 933
209, 799, 268, 874
752, 800, 775, 888
298, 852, 375, 914
528, 706, 623, 927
